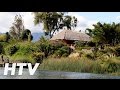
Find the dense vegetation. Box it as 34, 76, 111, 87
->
1, 13, 120, 76
33, 12, 77, 38
39, 22, 120, 75
0, 13, 75, 63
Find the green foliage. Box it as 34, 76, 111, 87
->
50, 40, 67, 50
35, 38, 72, 58
50, 40, 72, 57
84, 53, 95, 60
100, 58, 120, 73
74, 41, 85, 47
11, 53, 34, 63
33, 12, 77, 38
5, 45, 19, 56
0, 34, 7, 42
86, 22, 120, 46
36, 36, 52, 57
32, 52, 44, 63
9, 42, 36, 63
115, 46, 120, 56
0, 33, 10, 42
54, 46, 70, 57
9, 14, 25, 40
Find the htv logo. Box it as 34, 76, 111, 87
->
4, 63, 40, 75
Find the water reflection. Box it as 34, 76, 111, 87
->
0, 68, 120, 79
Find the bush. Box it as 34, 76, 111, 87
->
100, 58, 120, 73
105, 47, 115, 54
115, 47, 120, 56
84, 53, 95, 60
10, 53, 34, 63
32, 52, 45, 63
0, 34, 6, 42
5, 45, 19, 56
62, 53, 69, 57
54, 46, 70, 57
35, 36, 54, 58
50, 40, 67, 49
74, 41, 85, 48
9, 42, 36, 63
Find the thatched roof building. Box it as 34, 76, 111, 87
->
50, 29, 91, 45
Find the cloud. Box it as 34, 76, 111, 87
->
0, 12, 43, 33
18, 12, 43, 33
0, 12, 14, 33
116, 16, 120, 23
68, 12, 97, 32
116, 16, 120, 20
0, 12, 97, 34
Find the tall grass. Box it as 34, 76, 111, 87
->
39, 57, 103, 74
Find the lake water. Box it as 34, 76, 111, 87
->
0, 67, 120, 79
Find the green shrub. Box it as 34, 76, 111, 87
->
84, 53, 95, 60
36, 38, 72, 58
100, 58, 120, 73
99, 49, 107, 54
115, 47, 120, 56
0, 34, 6, 42
54, 46, 70, 57
9, 42, 36, 63
10, 53, 34, 63
75, 41, 84, 47
35, 37, 53, 58
50, 40, 67, 49
5, 45, 19, 56
4, 42, 37, 63
62, 53, 69, 57
32, 52, 45, 63
105, 47, 115, 54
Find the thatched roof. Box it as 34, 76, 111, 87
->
50, 30, 91, 41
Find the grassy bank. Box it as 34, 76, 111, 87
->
1, 37, 120, 76
39, 57, 103, 74
39, 57, 120, 75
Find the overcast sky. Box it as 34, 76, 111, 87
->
0, 12, 120, 33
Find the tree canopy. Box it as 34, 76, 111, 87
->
9, 14, 33, 42
33, 12, 77, 38
9, 14, 25, 40
86, 22, 120, 46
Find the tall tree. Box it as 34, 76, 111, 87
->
33, 12, 77, 38
9, 14, 25, 40
86, 22, 120, 46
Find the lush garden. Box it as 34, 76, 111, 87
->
39, 22, 120, 75
0, 12, 120, 76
